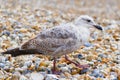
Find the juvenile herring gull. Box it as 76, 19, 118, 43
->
2, 15, 102, 74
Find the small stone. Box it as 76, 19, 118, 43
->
110, 72, 118, 80
39, 61, 48, 67
97, 37, 102, 41
59, 78, 69, 80
31, 26, 40, 30
18, 34, 24, 38
63, 72, 72, 78
2, 30, 10, 36
79, 68, 89, 74
84, 42, 92, 47
57, 63, 66, 68
98, 54, 107, 58
19, 75, 28, 80
110, 75, 118, 80
60, 66, 70, 72
77, 54, 83, 59
46, 68, 52, 74
86, 55, 97, 61
45, 74, 58, 80
28, 64, 35, 70
71, 68, 80, 75
11, 74, 20, 80
24, 61, 32, 67
0, 56, 6, 63
0, 63, 5, 68
70, 77, 78, 80
35, 61, 40, 69
90, 69, 104, 78
30, 72, 44, 80
0, 70, 5, 79
20, 28, 28, 33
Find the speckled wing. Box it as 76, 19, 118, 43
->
21, 25, 78, 56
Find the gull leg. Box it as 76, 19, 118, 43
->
65, 55, 89, 69
52, 57, 56, 74
52, 57, 60, 74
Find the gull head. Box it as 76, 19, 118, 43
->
74, 15, 102, 31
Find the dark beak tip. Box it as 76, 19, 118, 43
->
99, 27, 103, 31
94, 25, 103, 31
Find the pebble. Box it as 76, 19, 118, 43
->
35, 61, 41, 69
45, 74, 59, 80
0, 70, 5, 79
79, 68, 89, 74
0, 63, 5, 68
30, 72, 44, 80
19, 75, 28, 80
84, 42, 92, 47
46, 68, 52, 74
2, 30, 10, 36
24, 61, 32, 67
0, 56, 6, 63
11, 72, 21, 80
98, 54, 107, 58
77, 54, 83, 59
60, 66, 70, 72
110, 72, 118, 80
90, 69, 104, 78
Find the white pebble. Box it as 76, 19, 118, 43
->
0, 56, 6, 63
30, 72, 44, 80
45, 74, 58, 80
60, 67, 70, 72
19, 75, 28, 80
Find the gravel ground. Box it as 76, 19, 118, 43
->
0, 0, 120, 80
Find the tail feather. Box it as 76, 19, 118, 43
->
1, 47, 44, 57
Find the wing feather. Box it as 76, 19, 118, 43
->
21, 25, 77, 55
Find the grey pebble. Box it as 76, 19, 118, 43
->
19, 75, 28, 80
98, 54, 107, 58
45, 74, 59, 80
0, 56, 6, 63
2, 30, 10, 36
24, 61, 32, 67
84, 42, 92, 47
0, 63, 5, 68
90, 69, 104, 78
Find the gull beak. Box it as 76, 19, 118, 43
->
93, 25, 103, 31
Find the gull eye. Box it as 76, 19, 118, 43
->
86, 19, 91, 22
